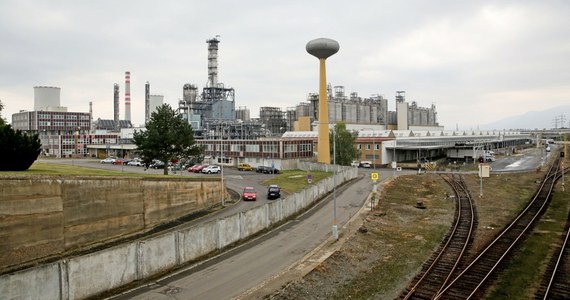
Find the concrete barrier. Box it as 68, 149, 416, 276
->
241, 205, 269, 238
266, 200, 282, 225
0, 263, 61, 300
0, 163, 358, 299
282, 193, 297, 218
179, 221, 218, 263
67, 244, 137, 300
139, 234, 177, 279
218, 213, 241, 248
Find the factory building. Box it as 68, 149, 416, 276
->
94, 81, 134, 132
396, 91, 439, 130
292, 88, 441, 132
33, 86, 63, 111
178, 37, 236, 135
260, 107, 287, 136
297, 84, 389, 128
11, 86, 108, 158
235, 106, 250, 122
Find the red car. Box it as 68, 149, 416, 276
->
188, 164, 206, 173
113, 159, 126, 165
195, 164, 207, 173
187, 164, 201, 172
242, 187, 257, 201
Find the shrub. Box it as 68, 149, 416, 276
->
0, 123, 42, 171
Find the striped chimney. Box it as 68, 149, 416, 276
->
125, 71, 131, 121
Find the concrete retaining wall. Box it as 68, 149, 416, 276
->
267, 200, 282, 225
140, 233, 178, 279
179, 221, 218, 262
0, 176, 222, 272
0, 263, 60, 300
241, 205, 268, 238
218, 213, 241, 248
0, 163, 358, 300
68, 244, 138, 300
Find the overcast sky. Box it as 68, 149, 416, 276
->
1, 0, 569, 130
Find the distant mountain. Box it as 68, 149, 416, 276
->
479, 105, 570, 130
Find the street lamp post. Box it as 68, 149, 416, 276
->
221, 148, 225, 207
372, 130, 375, 169
221, 124, 225, 207
361, 128, 376, 168
393, 139, 397, 178
73, 127, 79, 166
332, 126, 338, 240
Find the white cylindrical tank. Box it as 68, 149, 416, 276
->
149, 95, 164, 116
34, 86, 61, 110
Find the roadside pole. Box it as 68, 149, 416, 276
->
371, 172, 379, 210
479, 163, 490, 197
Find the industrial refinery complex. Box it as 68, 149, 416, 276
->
10, 37, 539, 169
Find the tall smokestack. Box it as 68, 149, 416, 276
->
89, 101, 93, 133
114, 83, 120, 132
206, 36, 220, 87
125, 71, 131, 121
145, 81, 150, 124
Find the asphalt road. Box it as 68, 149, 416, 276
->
110, 172, 378, 299
40, 159, 384, 298
490, 147, 552, 172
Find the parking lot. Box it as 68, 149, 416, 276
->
41, 159, 285, 211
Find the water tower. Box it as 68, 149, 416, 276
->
306, 38, 340, 164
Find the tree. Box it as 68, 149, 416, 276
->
133, 104, 203, 175
0, 99, 5, 125
0, 123, 42, 171
329, 122, 360, 166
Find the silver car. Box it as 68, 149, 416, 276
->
201, 165, 221, 174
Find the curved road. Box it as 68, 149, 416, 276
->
41, 159, 380, 298
110, 173, 376, 299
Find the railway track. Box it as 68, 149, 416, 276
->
535, 210, 570, 300
434, 157, 562, 299
399, 174, 477, 300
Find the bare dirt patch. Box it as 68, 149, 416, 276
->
266, 170, 546, 299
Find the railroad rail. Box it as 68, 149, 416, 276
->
535, 209, 570, 300
434, 157, 562, 299
400, 174, 477, 299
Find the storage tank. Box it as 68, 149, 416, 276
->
183, 83, 199, 103
34, 86, 61, 110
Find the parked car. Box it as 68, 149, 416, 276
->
237, 162, 253, 171
192, 164, 207, 173
242, 186, 257, 201
100, 157, 117, 164
267, 185, 281, 199
351, 160, 359, 167
263, 166, 280, 174
256, 166, 269, 173
359, 161, 371, 168
202, 165, 221, 174
149, 160, 165, 169
127, 159, 143, 167
113, 158, 128, 165
187, 164, 201, 172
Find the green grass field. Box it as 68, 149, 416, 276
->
263, 169, 331, 194
0, 161, 159, 177
2, 161, 333, 194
